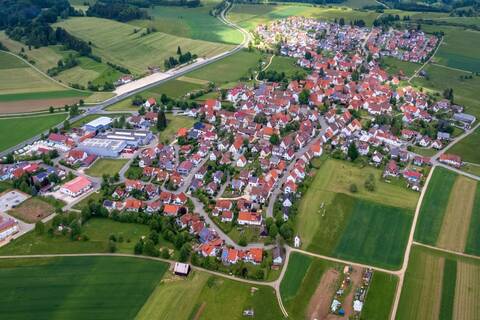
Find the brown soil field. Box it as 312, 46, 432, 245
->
0, 97, 83, 114
453, 261, 480, 320
307, 269, 340, 320
437, 176, 477, 252
8, 197, 54, 223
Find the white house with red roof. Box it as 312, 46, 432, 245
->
60, 176, 92, 197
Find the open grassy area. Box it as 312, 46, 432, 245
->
143, 78, 205, 99
55, 17, 234, 75
7, 197, 54, 223
412, 64, 480, 118
0, 256, 168, 319
130, 2, 243, 45
450, 127, 480, 164
361, 272, 398, 320
0, 51, 68, 96
414, 167, 457, 245
0, 113, 67, 152
381, 56, 420, 78
0, 217, 152, 255
465, 183, 480, 256
158, 114, 195, 144
397, 245, 480, 320
265, 55, 306, 78
85, 159, 129, 177
229, 3, 381, 30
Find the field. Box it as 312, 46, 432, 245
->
361, 272, 398, 320
85, 159, 129, 177
412, 64, 480, 118
0, 256, 168, 319
0, 218, 152, 255
158, 114, 196, 144
229, 3, 381, 30
7, 197, 54, 223
449, 127, 480, 164
130, 2, 243, 45
381, 56, 420, 78
264, 55, 306, 78
296, 159, 417, 268
397, 245, 480, 320
137, 270, 283, 320
54, 17, 235, 75
0, 113, 68, 152
415, 167, 480, 255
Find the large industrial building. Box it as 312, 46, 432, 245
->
102, 129, 153, 147
78, 138, 127, 157
83, 116, 113, 132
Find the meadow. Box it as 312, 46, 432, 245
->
412, 64, 480, 118
130, 2, 243, 45
0, 218, 152, 255
137, 270, 283, 320
380, 56, 420, 78
55, 17, 234, 75
0, 113, 67, 152
415, 167, 480, 255
449, 127, 480, 164
360, 272, 398, 320
264, 55, 307, 78
0, 256, 168, 319
229, 3, 381, 30
158, 115, 196, 144
397, 245, 480, 320
85, 159, 129, 177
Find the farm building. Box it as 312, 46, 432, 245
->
78, 138, 127, 157
84, 117, 113, 132
173, 262, 190, 276
453, 113, 476, 128
60, 176, 92, 197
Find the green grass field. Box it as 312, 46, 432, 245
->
0, 256, 168, 319
0, 52, 69, 95
465, 184, 480, 256
144, 78, 205, 99
449, 128, 480, 164
381, 56, 420, 78
229, 3, 381, 30
361, 272, 398, 320
265, 55, 306, 78
280, 252, 333, 319
55, 17, 234, 75
56, 56, 123, 87
412, 64, 480, 118
414, 167, 457, 245
0, 217, 155, 255
333, 199, 412, 269
130, 3, 243, 45
397, 245, 480, 320
158, 115, 195, 144
0, 113, 67, 152
85, 159, 129, 177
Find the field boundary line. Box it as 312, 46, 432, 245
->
390, 166, 436, 320
408, 36, 444, 82
412, 241, 480, 260
431, 63, 473, 74
0, 50, 91, 94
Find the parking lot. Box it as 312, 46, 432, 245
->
0, 190, 29, 212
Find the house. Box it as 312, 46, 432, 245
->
236, 156, 247, 168
221, 211, 233, 222
384, 160, 399, 177
65, 149, 87, 165
272, 246, 285, 266
177, 160, 194, 175
439, 153, 462, 168
125, 198, 143, 212
0, 217, 19, 241
371, 151, 383, 165
237, 211, 262, 226
60, 176, 92, 197
144, 97, 157, 108
163, 204, 182, 217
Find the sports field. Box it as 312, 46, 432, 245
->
397, 245, 480, 320
0, 218, 152, 255
415, 167, 480, 255
296, 159, 417, 268
230, 3, 380, 30
55, 17, 235, 75
130, 2, 243, 45
85, 159, 129, 177
137, 271, 283, 320
0, 113, 67, 152
0, 256, 168, 319
450, 127, 480, 164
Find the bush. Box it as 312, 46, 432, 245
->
350, 183, 358, 193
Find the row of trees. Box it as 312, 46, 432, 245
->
164, 47, 198, 70
86, 1, 149, 22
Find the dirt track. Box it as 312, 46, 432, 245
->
0, 97, 82, 113
307, 269, 340, 320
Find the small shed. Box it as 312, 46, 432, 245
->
173, 262, 190, 276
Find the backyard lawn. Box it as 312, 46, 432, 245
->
85, 159, 129, 177
157, 114, 195, 144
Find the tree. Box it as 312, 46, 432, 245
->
161, 248, 170, 259
179, 243, 191, 262
144, 239, 158, 257
134, 240, 144, 254
364, 174, 376, 192
157, 110, 167, 131
348, 143, 359, 161
269, 133, 280, 145
177, 46, 182, 55
269, 223, 278, 238
49, 106, 54, 113
298, 89, 310, 105
63, 120, 70, 131
350, 183, 358, 193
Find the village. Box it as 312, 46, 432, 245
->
0, 15, 476, 319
